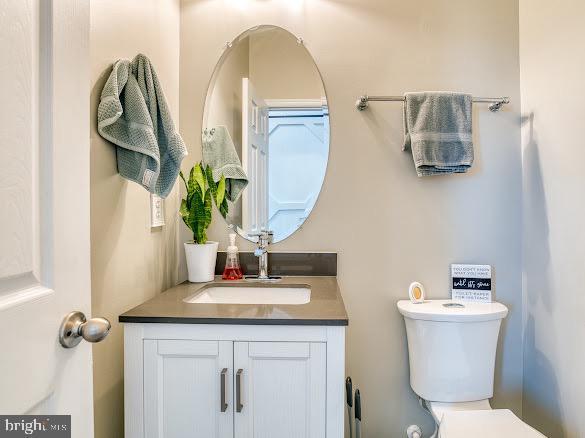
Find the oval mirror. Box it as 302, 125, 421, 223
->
202, 25, 329, 243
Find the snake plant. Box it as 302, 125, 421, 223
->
179, 163, 228, 244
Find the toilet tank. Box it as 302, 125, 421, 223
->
397, 300, 508, 402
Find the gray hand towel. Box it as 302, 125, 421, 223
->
97, 54, 187, 198
202, 126, 248, 202
403, 92, 473, 176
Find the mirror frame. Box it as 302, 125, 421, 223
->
202, 24, 330, 244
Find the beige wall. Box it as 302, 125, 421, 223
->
89, 1, 181, 438
249, 30, 325, 100
180, 1, 523, 436
520, 1, 585, 437
206, 35, 249, 140
205, 36, 249, 226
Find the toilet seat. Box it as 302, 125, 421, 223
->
438, 409, 546, 438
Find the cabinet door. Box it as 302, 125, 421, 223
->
144, 340, 233, 438
234, 342, 326, 438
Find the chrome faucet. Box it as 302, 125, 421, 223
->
252, 230, 273, 280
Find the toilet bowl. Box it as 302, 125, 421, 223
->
397, 299, 546, 437
437, 408, 545, 437
426, 400, 545, 437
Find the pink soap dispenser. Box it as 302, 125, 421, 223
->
222, 232, 243, 280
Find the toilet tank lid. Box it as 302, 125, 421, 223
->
397, 299, 508, 322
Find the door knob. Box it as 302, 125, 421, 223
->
59, 311, 111, 348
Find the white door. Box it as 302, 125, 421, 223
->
242, 78, 269, 234
234, 342, 327, 438
267, 108, 329, 241
0, 0, 94, 435
143, 340, 234, 438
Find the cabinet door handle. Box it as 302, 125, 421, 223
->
236, 369, 243, 413
220, 368, 228, 412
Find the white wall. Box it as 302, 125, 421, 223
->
520, 1, 585, 437
89, 2, 181, 438
180, 1, 523, 436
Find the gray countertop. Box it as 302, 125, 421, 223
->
119, 276, 348, 326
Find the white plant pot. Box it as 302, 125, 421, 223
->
184, 241, 218, 283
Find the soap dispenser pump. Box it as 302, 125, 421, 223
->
222, 232, 243, 280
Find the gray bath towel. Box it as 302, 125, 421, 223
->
97, 54, 187, 198
202, 126, 248, 202
403, 92, 473, 176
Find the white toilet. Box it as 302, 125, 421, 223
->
397, 299, 545, 438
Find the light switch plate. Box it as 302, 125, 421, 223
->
150, 194, 165, 227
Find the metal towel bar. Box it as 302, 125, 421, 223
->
355, 95, 510, 112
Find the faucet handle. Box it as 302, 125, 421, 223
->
250, 230, 273, 245
261, 230, 273, 244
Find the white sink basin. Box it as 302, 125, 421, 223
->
184, 285, 311, 305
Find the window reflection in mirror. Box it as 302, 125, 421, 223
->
202, 25, 329, 243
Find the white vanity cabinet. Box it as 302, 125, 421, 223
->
142, 339, 233, 438
124, 324, 345, 438
234, 341, 327, 438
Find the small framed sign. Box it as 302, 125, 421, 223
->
451, 264, 492, 302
